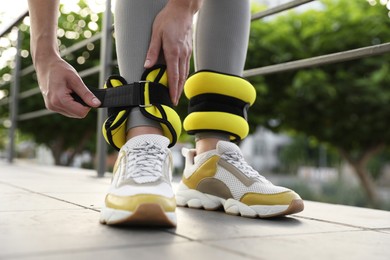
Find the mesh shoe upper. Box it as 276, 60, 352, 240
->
100, 134, 177, 226
107, 134, 174, 198
182, 141, 292, 201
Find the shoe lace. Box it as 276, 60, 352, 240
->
222, 151, 270, 183
126, 142, 167, 180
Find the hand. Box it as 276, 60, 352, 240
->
144, 1, 201, 105
34, 56, 101, 118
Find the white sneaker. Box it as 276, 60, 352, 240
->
100, 134, 176, 227
176, 141, 304, 218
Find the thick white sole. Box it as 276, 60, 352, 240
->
100, 204, 177, 227
176, 183, 304, 218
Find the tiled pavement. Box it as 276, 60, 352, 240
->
1, 160, 389, 260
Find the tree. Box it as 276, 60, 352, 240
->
0, 1, 116, 165
0, 0, 194, 166
246, 0, 390, 205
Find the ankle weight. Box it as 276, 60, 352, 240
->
183, 70, 256, 141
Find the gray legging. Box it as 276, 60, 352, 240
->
114, 0, 251, 136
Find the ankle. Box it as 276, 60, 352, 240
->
126, 126, 163, 140
194, 132, 230, 155
195, 138, 220, 155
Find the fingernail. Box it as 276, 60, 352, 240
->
92, 97, 101, 106
174, 95, 179, 106
144, 59, 150, 68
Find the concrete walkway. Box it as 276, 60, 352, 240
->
1, 160, 389, 260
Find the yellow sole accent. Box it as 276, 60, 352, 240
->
240, 191, 302, 206
105, 193, 176, 212
272, 199, 304, 217
100, 203, 177, 227
182, 155, 220, 189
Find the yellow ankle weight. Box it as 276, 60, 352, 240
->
102, 65, 181, 150
183, 70, 256, 141
139, 66, 182, 147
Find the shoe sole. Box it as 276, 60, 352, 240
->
100, 203, 177, 227
176, 188, 304, 218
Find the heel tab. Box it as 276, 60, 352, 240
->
181, 147, 191, 157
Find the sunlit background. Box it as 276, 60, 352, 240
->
1, 0, 390, 210
0, 0, 106, 68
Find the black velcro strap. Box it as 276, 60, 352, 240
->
147, 82, 174, 107
188, 93, 249, 120
71, 82, 173, 108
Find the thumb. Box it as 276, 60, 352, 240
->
70, 77, 101, 107
82, 90, 101, 108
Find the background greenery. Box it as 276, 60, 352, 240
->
246, 0, 390, 206
0, 0, 389, 209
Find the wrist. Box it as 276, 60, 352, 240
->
31, 38, 60, 65
168, 0, 204, 14
32, 49, 61, 74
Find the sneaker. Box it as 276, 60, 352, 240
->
100, 134, 177, 227
176, 141, 304, 218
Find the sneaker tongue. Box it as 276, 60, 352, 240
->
124, 134, 169, 184
126, 134, 169, 148
217, 141, 242, 156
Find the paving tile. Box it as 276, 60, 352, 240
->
2, 162, 390, 260
12, 241, 252, 260
0, 209, 187, 259
0, 171, 109, 194
44, 192, 106, 210
173, 207, 358, 240
378, 228, 390, 234
206, 230, 390, 260
6, 180, 108, 193
0, 183, 29, 194
0, 193, 81, 211
1, 161, 98, 177
296, 201, 390, 229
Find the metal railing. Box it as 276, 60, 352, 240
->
0, 0, 113, 177
1, 0, 389, 177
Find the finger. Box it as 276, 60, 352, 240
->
56, 106, 89, 119
45, 78, 92, 118
185, 37, 192, 81
176, 43, 192, 105
178, 37, 192, 105
45, 95, 90, 119
180, 56, 191, 103
58, 93, 91, 118
71, 89, 100, 108
145, 31, 161, 68
68, 74, 101, 108
165, 54, 180, 105
176, 57, 187, 104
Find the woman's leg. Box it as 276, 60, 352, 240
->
194, 0, 251, 75
100, 0, 177, 227
193, 0, 251, 153
115, 0, 168, 139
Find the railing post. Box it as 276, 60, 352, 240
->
96, 0, 113, 177
7, 29, 22, 163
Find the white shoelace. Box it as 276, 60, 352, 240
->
222, 151, 270, 183
126, 142, 167, 180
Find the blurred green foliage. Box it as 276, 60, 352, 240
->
0, 0, 389, 181
246, 0, 390, 203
